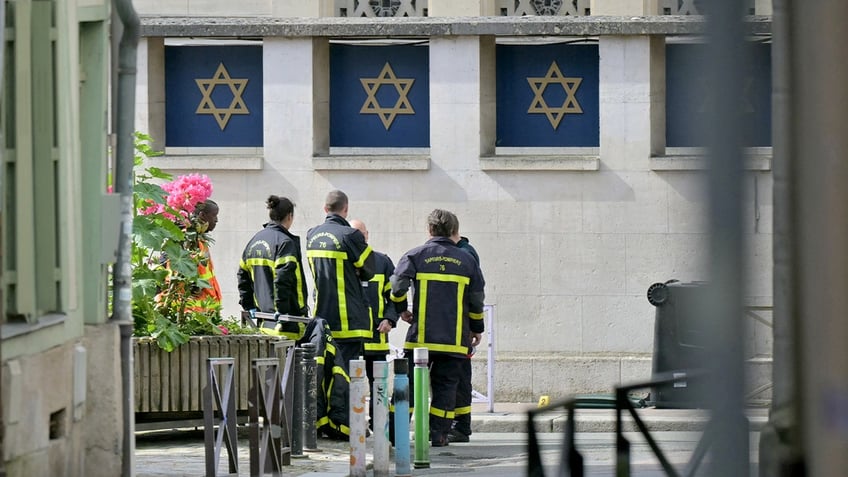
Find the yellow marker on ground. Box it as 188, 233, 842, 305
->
538, 395, 550, 407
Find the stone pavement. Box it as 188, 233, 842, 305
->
134, 403, 769, 476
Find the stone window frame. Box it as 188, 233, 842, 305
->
144, 38, 265, 172
650, 35, 773, 172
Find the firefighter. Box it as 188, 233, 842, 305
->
237, 195, 310, 340
450, 229, 482, 443
194, 199, 223, 305
306, 190, 376, 371
349, 219, 398, 422
390, 209, 485, 447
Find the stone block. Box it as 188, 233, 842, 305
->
624, 233, 709, 295
582, 295, 654, 353
540, 233, 627, 296
477, 234, 540, 296
591, 0, 660, 15
532, 356, 621, 398
429, 0, 496, 16
187, 0, 272, 16
133, 0, 189, 15
82, 325, 123, 477
582, 172, 669, 233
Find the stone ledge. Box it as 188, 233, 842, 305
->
480, 155, 600, 171
650, 154, 772, 171
147, 155, 264, 170
313, 155, 430, 170
140, 15, 772, 38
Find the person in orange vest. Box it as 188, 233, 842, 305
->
194, 199, 223, 304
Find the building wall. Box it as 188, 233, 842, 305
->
134, 1, 774, 401
1, 0, 123, 473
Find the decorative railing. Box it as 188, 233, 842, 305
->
335, 0, 428, 17
497, 0, 591, 16
662, 0, 756, 15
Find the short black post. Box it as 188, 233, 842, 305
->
301, 343, 320, 451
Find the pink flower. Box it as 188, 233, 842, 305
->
217, 325, 230, 335
161, 174, 213, 215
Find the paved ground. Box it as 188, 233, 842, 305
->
135, 403, 767, 476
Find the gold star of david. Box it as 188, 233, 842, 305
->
360, 62, 415, 130
527, 61, 583, 130
195, 63, 250, 130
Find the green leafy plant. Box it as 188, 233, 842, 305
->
129, 132, 235, 351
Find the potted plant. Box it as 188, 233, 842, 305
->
129, 133, 291, 422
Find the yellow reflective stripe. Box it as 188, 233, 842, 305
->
336, 256, 348, 331
333, 366, 351, 383
243, 257, 275, 268
469, 311, 484, 320
455, 283, 465, 347
295, 261, 306, 308
353, 245, 373, 268
369, 274, 386, 317
454, 406, 472, 415
382, 282, 392, 293
326, 342, 336, 356
390, 404, 414, 414
404, 342, 469, 355
390, 293, 407, 303
417, 280, 428, 345
307, 256, 318, 307
430, 406, 455, 419
315, 356, 325, 365
364, 342, 390, 352
307, 250, 348, 260
331, 329, 372, 340
416, 272, 470, 285
274, 255, 298, 267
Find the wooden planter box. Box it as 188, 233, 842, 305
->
133, 335, 293, 426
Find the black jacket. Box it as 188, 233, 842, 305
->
306, 214, 375, 340
238, 223, 309, 336
390, 236, 485, 357
363, 251, 398, 355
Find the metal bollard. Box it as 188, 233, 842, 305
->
393, 358, 412, 477
301, 342, 320, 452
291, 346, 305, 458
413, 348, 430, 469
349, 359, 369, 477
373, 361, 391, 477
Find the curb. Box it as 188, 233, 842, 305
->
473, 408, 769, 434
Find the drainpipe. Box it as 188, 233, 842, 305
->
110, 0, 139, 476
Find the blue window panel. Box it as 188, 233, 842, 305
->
497, 44, 599, 147
666, 42, 772, 147
330, 45, 430, 147
165, 45, 263, 147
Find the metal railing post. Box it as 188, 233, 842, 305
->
413, 348, 430, 469
393, 358, 412, 477
372, 360, 390, 477
248, 358, 283, 477
203, 357, 238, 477
291, 346, 305, 458
349, 359, 368, 477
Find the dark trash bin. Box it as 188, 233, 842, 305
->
646, 280, 709, 408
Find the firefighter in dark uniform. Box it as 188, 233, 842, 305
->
390, 209, 485, 447
306, 190, 376, 371
350, 219, 398, 422
450, 231, 481, 443
237, 195, 310, 341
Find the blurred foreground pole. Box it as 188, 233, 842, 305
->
790, 1, 848, 475
759, 0, 804, 475
701, 0, 748, 474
